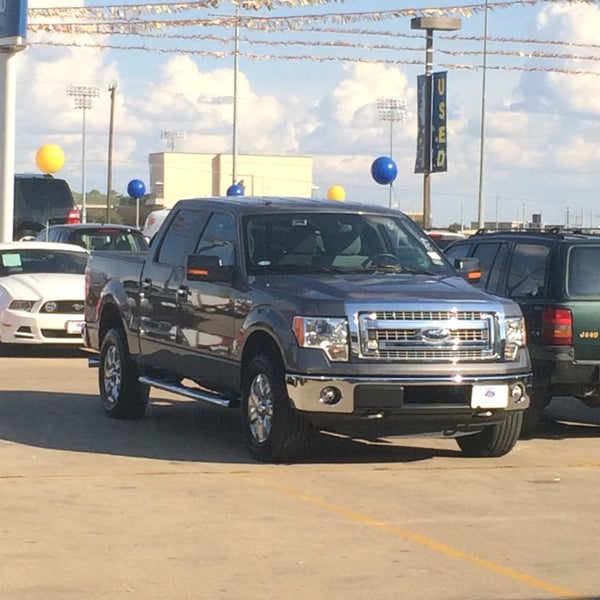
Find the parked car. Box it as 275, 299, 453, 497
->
0, 242, 88, 348
35, 223, 149, 252
14, 173, 80, 241
142, 208, 170, 242
84, 197, 531, 462
445, 229, 600, 431
426, 230, 466, 249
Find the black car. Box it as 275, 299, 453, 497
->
14, 173, 80, 241
445, 229, 600, 432
35, 223, 149, 252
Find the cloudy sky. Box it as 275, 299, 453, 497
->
14, 0, 600, 228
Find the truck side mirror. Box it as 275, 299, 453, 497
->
186, 254, 233, 283
454, 257, 482, 284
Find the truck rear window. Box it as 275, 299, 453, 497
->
16, 177, 75, 209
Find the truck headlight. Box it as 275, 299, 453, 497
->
505, 316, 527, 360
293, 316, 349, 362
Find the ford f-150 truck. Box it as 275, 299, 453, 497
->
83, 197, 531, 462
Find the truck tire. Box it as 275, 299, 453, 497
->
99, 328, 148, 419
456, 412, 523, 457
242, 352, 311, 463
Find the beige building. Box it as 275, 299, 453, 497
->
149, 152, 314, 208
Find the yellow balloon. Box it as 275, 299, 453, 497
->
327, 185, 345, 201
36, 144, 65, 174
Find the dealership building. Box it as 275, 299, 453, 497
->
149, 152, 314, 208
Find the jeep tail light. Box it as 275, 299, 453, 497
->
67, 207, 81, 224
541, 307, 572, 346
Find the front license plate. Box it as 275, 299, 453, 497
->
67, 320, 84, 334
471, 384, 508, 409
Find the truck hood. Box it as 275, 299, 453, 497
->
254, 273, 520, 315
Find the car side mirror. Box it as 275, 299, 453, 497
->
186, 254, 233, 283
454, 257, 482, 284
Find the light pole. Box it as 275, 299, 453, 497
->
477, 0, 490, 229
377, 98, 406, 208
67, 84, 100, 223
411, 17, 461, 229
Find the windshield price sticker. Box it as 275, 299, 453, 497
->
471, 384, 508, 409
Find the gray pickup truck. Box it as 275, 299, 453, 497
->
83, 197, 531, 462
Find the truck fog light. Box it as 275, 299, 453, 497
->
320, 386, 342, 406
511, 384, 524, 403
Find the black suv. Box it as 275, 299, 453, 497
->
14, 173, 80, 240
445, 229, 600, 430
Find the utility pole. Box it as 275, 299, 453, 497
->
106, 82, 117, 223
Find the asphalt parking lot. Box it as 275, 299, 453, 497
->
1, 348, 599, 600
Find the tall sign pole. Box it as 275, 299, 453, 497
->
0, 0, 27, 243
411, 17, 461, 230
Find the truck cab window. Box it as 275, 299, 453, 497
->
157, 209, 206, 266
194, 213, 236, 267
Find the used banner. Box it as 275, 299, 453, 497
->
431, 71, 448, 173
414, 74, 427, 174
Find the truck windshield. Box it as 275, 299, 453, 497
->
244, 212, 452, 276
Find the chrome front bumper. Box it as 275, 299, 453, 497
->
285, 373, 530, 414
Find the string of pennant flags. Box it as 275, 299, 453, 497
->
27, 0, 597, 25
26, 0, 600, 77
29, 39, 600, 76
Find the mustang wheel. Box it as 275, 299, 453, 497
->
456, 412, 523, 457
242, 352, 311, 463
99, 328, 148, 419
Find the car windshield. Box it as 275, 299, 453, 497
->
243, 212, 452, 276
0, 249, 88, 276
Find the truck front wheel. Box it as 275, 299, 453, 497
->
242, 352, 311, 463
99, 328, 148, 419
456, 412, 523, 457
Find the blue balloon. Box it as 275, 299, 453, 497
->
226, 184, 244, 196
371, 156, 398, 185
127, 178, 146, 198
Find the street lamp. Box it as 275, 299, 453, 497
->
161, 130, 186, 152
411, 17, 461, 229
377, 98, 406, 208
67, 84, 100, 223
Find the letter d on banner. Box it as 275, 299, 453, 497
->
431, 71, 448, 173
0, 0, 27, 47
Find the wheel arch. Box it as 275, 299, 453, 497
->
241, 330, 283, 372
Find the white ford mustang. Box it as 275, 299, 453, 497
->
0, 242, 88, 347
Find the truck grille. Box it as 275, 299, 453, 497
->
357, 309, 498, 362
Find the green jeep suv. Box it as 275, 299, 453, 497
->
445, 229, 600, 431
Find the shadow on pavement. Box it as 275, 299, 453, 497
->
0, 389, 460, 465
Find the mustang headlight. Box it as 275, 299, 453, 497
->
293, 316, 349, 362
8, 300, 35, 312
505, 316, 527, 361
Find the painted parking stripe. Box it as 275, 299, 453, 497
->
241, 474, 582, 599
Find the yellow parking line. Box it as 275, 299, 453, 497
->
241, 474, 581, 599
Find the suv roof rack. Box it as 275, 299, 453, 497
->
470, 227, 600, 239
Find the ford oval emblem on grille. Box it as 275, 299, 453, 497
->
419, 327, 451, 343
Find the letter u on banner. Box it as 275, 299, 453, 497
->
431, 71, 447, 173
